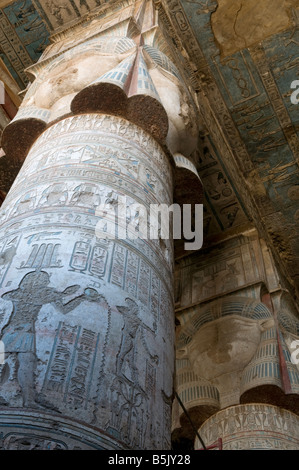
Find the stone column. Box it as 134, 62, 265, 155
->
0, 112, 175, 450
173, 293, 299, 448
0, 0, 203, 450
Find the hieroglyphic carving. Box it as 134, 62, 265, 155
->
3, 114, 173, 212
69, 240, 108, 278
249, 44, 299, 164
20, 243, 62, 269
42, 321, 101, 409
0, 271, 110, 409
155, 0, 299, 300
176, 232, 268, 308
42, 322, 78, 394
108, 376, 149, 449
211, 51, 260, 106
0, 433, 68, 450
196, 404, 299, 450
0, 235, 21, 287
0, 5, 42, 87
0, 110, 174, 449
116, 298, 157, 382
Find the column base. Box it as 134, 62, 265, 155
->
0, 408, 129, 450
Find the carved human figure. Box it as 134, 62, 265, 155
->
116, 298, 155, 382
0, 271, 101, 408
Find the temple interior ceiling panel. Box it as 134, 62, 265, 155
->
0, 1, 297, 273
160, 0, 299, 297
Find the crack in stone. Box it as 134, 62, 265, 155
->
232, 0, 246, 47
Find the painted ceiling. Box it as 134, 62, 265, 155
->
0, 0, 297, 297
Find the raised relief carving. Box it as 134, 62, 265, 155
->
116, 298, 158, 382
0, 271, 106, 409
196, 404, 299, 450
0, 433, 68, 450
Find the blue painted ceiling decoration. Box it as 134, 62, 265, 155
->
0, 0, 297, 296
0, 0, 50, 88
0, 0, 104, 89
159, 0, 298, 295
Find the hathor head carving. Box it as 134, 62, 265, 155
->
175, 296, 299, 434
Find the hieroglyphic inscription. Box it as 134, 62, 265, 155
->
125, 250, 139, 297
43, 322, 100, 408
145, 360, 156, 395
109, 244, 126, 289
69, 241, 91, 273
69, 241, 108, 278
20, 243, 62, 269
43, 322, 78, 394
250, 44, 299, 164
89, 246, 108, 278
150, 271, 160, 327
137, 260, 151, 307
197, 404, 299, 450
67, 328, 99, 409
0, 110, 174, 448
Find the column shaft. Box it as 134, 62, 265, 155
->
0, 113, 175, 450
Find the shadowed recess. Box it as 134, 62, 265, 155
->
1, 118, 47, 163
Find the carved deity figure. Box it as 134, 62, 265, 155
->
0, 271, 102, 408
116, 298, 157, 382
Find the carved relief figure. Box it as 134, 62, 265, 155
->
0, 271, 102, 408
69, 183, 101, 208
116, 298, 145, 382
38, 183, 68, 207
116, 298, 157, 382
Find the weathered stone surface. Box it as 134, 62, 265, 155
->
195, 404, 299, 450
0, 0, 298, 452
211, 0, 298, 57
173, 295, 299, 443
0, 409, 122, 450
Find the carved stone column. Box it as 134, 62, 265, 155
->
174, 293, 299, 449
0, 0, 203, 450
0, 112, 174, 450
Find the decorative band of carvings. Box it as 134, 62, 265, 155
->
196, 404, 299, 450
